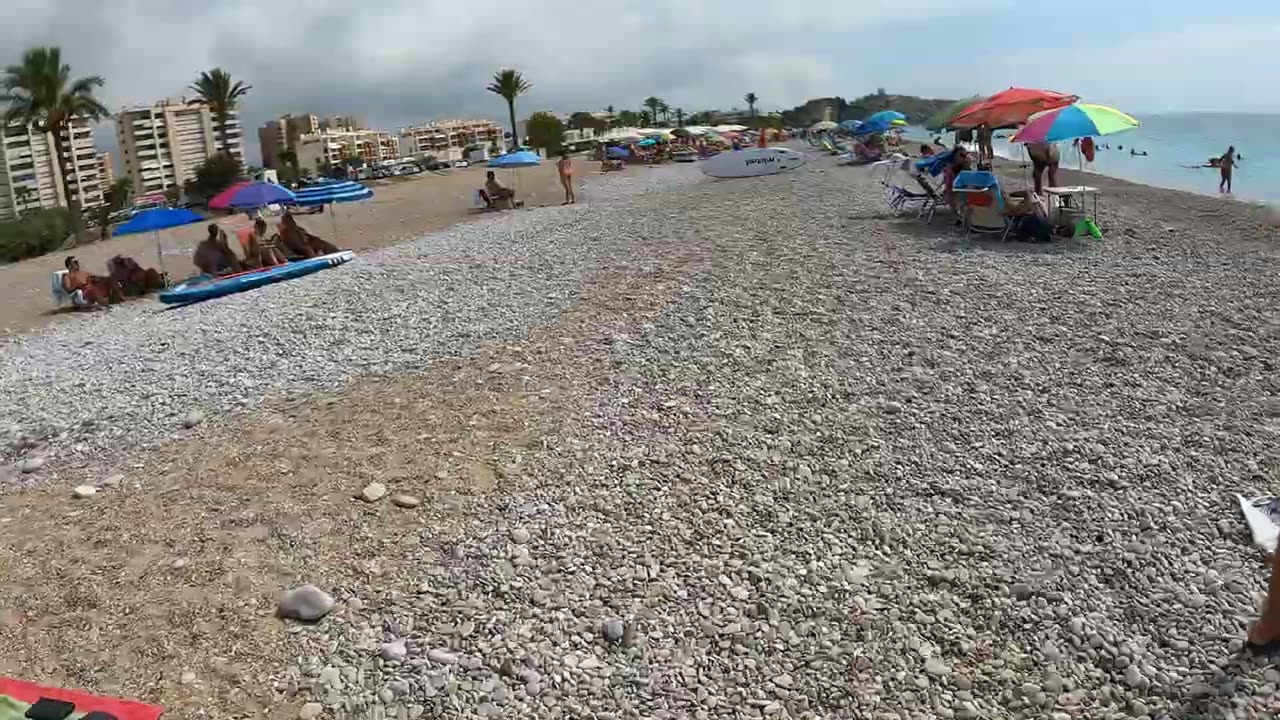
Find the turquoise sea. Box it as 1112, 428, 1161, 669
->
919, 113, 1279, 206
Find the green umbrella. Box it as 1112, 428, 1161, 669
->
925, 96, 984, 131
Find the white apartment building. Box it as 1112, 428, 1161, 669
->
296, 129, 399, 170
0, 117, 104, 222
397, 119, 503, 161
116, 98, 245, 196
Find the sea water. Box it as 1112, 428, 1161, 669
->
915, 113, 1280, 206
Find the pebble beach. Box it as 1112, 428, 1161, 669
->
3, 147, 1280, 718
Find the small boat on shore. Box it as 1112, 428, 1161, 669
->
159, 251, 355, 305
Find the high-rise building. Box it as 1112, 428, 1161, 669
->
258, 113, 321, 169
115, 97, 245, 196
0, 117, 103, 222
397, 119, 504, 160
320, 115, 364, 132
295, 129, 399, 170
98, 152, 115, 186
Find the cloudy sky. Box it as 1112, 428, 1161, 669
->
3, 0, 1277, 163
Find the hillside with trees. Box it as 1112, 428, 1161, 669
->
780, 90, 957, 127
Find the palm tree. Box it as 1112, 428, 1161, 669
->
744, 92, 759, 121
96, 176, 132, 241
189, 68, 251, 156
675, 108, 684, 128
2, 47, 110, 242
643, 97, 661, 126
657, 101, 670, 126
639, 111, 652, 128
486, 69, 532, 149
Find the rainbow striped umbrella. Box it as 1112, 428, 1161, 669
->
1011, 103, 1139, 144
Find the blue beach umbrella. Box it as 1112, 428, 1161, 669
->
488, 150, 542, 168
112, 207, 206, 280
866, 110, 907, 125
227, 182, 297, 210
854, 118, 901, 136
292, 180, 374, 243
838, 119, 863, 133
113, 207, 204, 235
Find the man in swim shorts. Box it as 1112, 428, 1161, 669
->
61, 256, 115, 307
1026, 142, 1060, 195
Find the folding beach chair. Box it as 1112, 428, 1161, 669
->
951, 170, 1011, 240
880, 151, 953, 223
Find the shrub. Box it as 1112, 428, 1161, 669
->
0, 208, 74, 262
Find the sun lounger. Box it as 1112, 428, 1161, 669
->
951, 170, 1010, 240
877, 154, 944, 222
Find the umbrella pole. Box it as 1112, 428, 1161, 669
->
154, 230, 167, 285
330, 203, 339, 247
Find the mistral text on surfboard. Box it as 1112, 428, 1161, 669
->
745, 156, 781, 166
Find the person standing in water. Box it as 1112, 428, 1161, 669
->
556, 151, 575, 205
1220, 146, 1237, 194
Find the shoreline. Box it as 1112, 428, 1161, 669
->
901, 132, 1278, 211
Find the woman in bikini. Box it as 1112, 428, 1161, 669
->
557, 151, 575, 205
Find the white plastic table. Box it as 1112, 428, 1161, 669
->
1045, 185, 1101, 218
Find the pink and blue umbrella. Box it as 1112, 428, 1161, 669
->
226, 182, 297, 210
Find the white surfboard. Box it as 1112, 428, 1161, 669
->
700, 147, 807, 178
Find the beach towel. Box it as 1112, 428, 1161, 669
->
0, 677, 163, 719
913, 149, 956, 178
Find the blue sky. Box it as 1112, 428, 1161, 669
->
2, 0, 1276, 162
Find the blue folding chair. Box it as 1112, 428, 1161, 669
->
951, 170, 1010, 240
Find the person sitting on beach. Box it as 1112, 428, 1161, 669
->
61, 255, 120, 307
943, 146, 973, 213
484, 171, 518, 209
240, 218, 288, 269
852, 140, 882, 163
194, 223, 244, 276
1002, 189, 1054, 241
108, 255, 165, 297
919, 144, 935, 157
279, 212, 339, 259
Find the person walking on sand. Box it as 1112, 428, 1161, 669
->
556, 151, 575, 205
1220, 145, 1237, 194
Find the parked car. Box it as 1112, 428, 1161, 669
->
452, 159, 470, 169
